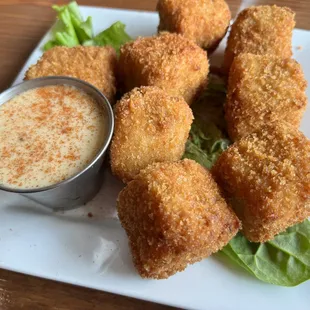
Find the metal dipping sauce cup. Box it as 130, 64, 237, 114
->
0, 77, 114, 211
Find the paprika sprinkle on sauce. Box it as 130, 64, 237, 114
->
0, 85, 106, 189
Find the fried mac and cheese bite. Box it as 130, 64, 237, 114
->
157, 0, 231, 52
118, 32, 209, 105
117, 159, 240, 279
110, 86, 193, 183
212, 122, 310, 243
25, 46, 117, 103
223, 5, 295, 72
226, 54, 307, 141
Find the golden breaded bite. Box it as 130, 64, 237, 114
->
25, 46, 117, 103
226, 54, 307, 141
110, 86, 193, 183
118, 32, 209, 105
223, 5, 295, 72
118, 159, 240, 279
212, 122, 310, 243
157, 0, 231, 51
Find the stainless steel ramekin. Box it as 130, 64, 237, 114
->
0, 76, 114, 211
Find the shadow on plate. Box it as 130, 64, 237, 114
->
2, 165, 124, 220
50, 214, 138, 279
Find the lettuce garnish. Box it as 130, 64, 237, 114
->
183, 74, 230, 167
83, 22, 132, 55
222, 221, 310, 286
43, 1, 131, 54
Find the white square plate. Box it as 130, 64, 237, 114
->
1, 6, 310, 310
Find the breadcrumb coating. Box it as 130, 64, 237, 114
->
117, 159, 240, 279
110, 86, 193, 183
226, 54, 307, 141
212, 122, 310, 243
118, 32, 209, 105
223, 5, 295, 72
25, 46, 117, 103
157, 0, 231, 51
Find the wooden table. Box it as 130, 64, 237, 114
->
0, 0, 309, 309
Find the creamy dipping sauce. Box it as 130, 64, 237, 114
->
0, 85, 106, 189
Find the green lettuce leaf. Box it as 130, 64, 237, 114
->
44, 3, 80, 50
184, 122, 229, 169
83, 21, 132, 55
66, 0, 83, 21
43, 2, 131, 54
66, 1, 93, 43
183, 74, 229, 168
43, 1, 93, 50
73, 16, 93, 43
221, 220, 310, 286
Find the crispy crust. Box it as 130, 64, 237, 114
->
110, 86, 193, 183
118, 32, 209, 105
212, 122, 310, 242
226, 53, 307, 141
223, 5, 295, 72
118, 159, 241, 279
25, 46, 117, 103
157, 0, 231, 51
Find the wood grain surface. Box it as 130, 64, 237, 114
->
0, 0, 309, 309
